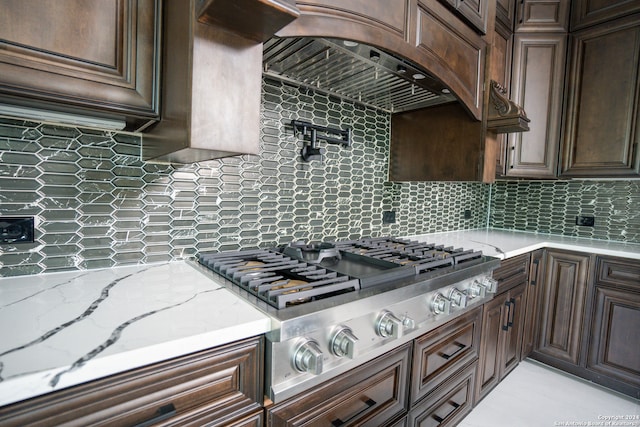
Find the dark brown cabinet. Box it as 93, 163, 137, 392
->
521, 249, 544, 358
586, 256, 640, 398
475, 254, 530, 402
534, 250, 591, 367
505, 32, 567, 177
0, 336, 265, 426
515, 0, 570, 32
560, 13, 640, 177
439, 0, 489, 34
410, 307, 483, 405
0, 0, 161, 132
570, 0, 640, 31
267, 343, 410, 426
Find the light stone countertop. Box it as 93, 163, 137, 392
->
0, 261, 271, 408
1, 228, 639, 410
407, 228, 640, 261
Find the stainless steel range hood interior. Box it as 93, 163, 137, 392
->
262, 37, 457, 114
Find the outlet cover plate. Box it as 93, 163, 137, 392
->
575, 215, 595, 227
0, 217, 35, 244
382, 211, 396, 224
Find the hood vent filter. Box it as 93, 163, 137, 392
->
263, 37, 456, 113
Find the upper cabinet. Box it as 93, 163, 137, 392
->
560, 13, 640, 177
0, 0, 161, 132
498, 0, 640, 179
437, 0, 490, 34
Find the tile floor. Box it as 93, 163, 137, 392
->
459, 359, 639, 427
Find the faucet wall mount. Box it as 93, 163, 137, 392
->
291, 120, 351, 162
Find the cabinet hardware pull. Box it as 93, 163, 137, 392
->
531, 259, 540, 285
431, 399, 463, 425
440, 342, 466, 360
503, 300, 511, 331
508, 298, 516, 328
331, 397, 376, 426
134, 403, 176, 427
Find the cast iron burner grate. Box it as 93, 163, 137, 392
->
198, 250, 360, 309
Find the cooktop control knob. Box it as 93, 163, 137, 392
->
481, 276, 499, 293
449, 288, 468, 308
431, 293, 452, 315
468, 280, 487, 298
330, 326, 359, 358
292, 339, 323, 375
376, 310, 403, 338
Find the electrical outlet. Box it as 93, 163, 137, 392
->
0, 216, 35, 243
382, 211, 396, 224
575, 215, 595, 227
464, 209, 472, 219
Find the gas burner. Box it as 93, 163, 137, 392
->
281, 241, 342, 264
198, 249, 359, 309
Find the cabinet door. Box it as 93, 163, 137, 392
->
496, 0, 516, 30
560, 15, 640, 177
475, 294, 507, 402
455, 0, 489, 34
501, 283, 527, 377
267, 343, 410, 427
0, 0, 160, 131
536, 250, 590, 366
587, 285, 640, 396
521, 249, 545, 358
515, 0, 570, 32
506, 33, 567, 178
571, 0, 640, 31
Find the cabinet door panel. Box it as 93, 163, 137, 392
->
475, 295, 506, 401
502, 283, 527, 377
0, 0, 160, 130
507, 33, 566, 178
587, 286, 640, 390
571, 0, 640, 31
537, 251, 590, 365
522, 250, 545, 358
515, 0, 570, 32
561, 15, 640, 177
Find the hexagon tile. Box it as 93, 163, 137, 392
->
4, 78, 635, 277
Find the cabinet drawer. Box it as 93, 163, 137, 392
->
267, 343, 411, 427
595, 256, 640, 288
408, 362, 476, 427
0, 337, 263, 427
494, 254, 530, 293
411, 306, 482, 405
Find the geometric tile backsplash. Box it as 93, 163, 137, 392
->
490, 179, 640, 244
0, 78, 489, 276
1, 78, 638, 277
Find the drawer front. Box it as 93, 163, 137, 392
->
494, 253, 530, 293
408, 362, 477, 427
595, 256, 640, 288
411, 306, 482, 405
0, 337, 263, 427
268, 343, 411, 427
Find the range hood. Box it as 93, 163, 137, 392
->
262, 36, 529, 133
262, 37, 456, 114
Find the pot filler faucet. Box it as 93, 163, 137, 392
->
291, 120, 351, 162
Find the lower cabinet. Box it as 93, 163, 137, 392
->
534, 250, 591, 367
266, 343, 410, 426
0, 336, 264, 427
586, 256, 640, 398
475, 254, 530, 402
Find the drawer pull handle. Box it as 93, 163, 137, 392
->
507, 298, 516, 328
503, 300, 512, 331
134, 403, 176, 427
531, 259, 540, 285
440, 342, 466, 360
432, 399, 463, 425
331, 397, 376, 426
